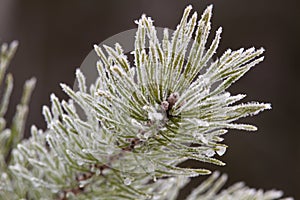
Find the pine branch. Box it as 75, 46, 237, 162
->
0, 41, 36, 199
0, 5, 293, 200
187, 171, 293, 200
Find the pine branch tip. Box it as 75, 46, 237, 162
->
10, 40, 19, 49
25, 77, 37, 87
264, 103, 272, 110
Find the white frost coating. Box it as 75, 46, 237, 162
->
216, 146, 227, 156
105, 145, 114, 155
110, 64, 125, 77
144, 131, 152, 139
1, 173, 8, 180
194, 119, 209, 127
124, 177, 132, 186
148, 112, 163, 121
197, 134, 208, 144
142, 105, 149, 110
131, 118, 143, 128
205, 149, 215, 157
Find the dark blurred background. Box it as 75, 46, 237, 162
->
0, 0, 299, 199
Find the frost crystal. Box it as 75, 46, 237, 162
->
148, 112, 164, 121
216, 145, 227, 156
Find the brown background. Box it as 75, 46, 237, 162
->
0, 0, 299, 199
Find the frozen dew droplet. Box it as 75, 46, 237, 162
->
95, 169, 101, 176
216, 146, 227, 156
1, 173, 8, 180
66, 149, 71, 155
153, 175, 157, 182
205, 149, 215, 157
142, 105, 149, 110
77, 161, 84, 166
66, 192, 75, 198
90, 165, 96, 172
152, 195, 160, 200
82, 149, 88, 153
124, 177, 132, 185
52, 188, 59, 193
